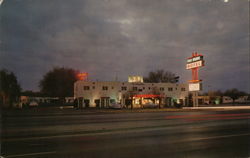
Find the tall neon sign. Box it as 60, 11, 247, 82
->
186, 52, 204, 84
186, 52, 205, 107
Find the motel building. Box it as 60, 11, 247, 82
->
74, 76, 189, 108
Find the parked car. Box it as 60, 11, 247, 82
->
29, 101, 39, 107
142, 103, 158, 108
109, 103, 123, 109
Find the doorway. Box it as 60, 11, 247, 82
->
101, 97, 110, 108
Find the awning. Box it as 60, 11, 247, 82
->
133, 94, 164, 98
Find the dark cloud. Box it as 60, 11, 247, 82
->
0, 0, 249, 92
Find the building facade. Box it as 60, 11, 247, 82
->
74, 80, 189, 108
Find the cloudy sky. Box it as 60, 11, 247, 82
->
0, 0, 249, 92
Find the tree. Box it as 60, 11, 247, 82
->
39, 67, 78, 103
0, 69, 21, 107
224, 88, 246, 105
144, 69, 179, 83
21, 90, 44, 97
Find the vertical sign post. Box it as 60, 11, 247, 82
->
186, 52, 205, 107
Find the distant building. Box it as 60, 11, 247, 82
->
74, 77, 188, 108
19, 96, 74, 108
222, 96, 250, 104
195, 95, 250, 105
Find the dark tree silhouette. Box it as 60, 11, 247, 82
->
39, 67, 78, 103
21, 90, 44, 97
144, 69, 179, 83
0, 69, 21, 107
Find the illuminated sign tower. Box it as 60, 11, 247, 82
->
186, 52, 205, 106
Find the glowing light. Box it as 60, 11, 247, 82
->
77, 73, 88, 81
128, 76, 143, 83
224, 0, 228, 2
0, 0, 4, 6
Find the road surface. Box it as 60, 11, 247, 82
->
1, 109, 250, 158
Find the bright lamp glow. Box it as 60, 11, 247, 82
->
77, 73, 88, 81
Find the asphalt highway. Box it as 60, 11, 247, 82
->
1, 109, 250, 158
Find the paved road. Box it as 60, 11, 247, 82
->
1, 109, 250, 158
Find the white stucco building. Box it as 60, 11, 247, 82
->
74, 77, 189, 108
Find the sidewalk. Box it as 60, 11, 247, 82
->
183, 105, 250, 110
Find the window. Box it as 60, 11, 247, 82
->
92, 86, 95, 89
168, 87, 173, 91
84, 86, 90, 90
121, 87, 127, 91
110, 99, 115, 103
143, 87, 145, 90
160, 87, 164, 91
132, 87, 138, 91
139, 89, 142, 92
148, 87, 151, 90
92, 82, 95, 84
112, 87, 114, 89
181, 88, 185, 91
102, 86, 108, 90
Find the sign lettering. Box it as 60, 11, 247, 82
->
186, 60, 203, 69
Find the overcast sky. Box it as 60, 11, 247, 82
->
0, 0, 249, 92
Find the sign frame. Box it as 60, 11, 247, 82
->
188, 82, 202, 91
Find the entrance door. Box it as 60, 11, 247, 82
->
95, 99, 100, 108
165, 97, 172, 107
101, 97, 110, 108
78, 97, 83, 108
179, 99, 184, 106
84, 99, 90, 108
